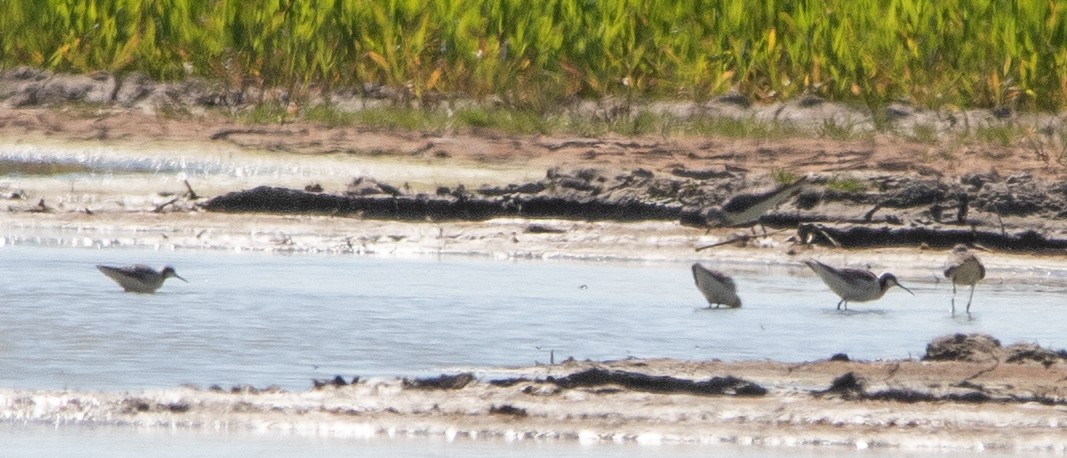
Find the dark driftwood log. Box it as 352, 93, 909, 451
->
487, 368, 768, 397
546, 368, 767, 397
797, 223, 1067, 251
201, 186, 681, 222
198, 174, 1067, 252
402, 373, 475, 390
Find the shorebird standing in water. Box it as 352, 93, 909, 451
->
943, 244, 985, 315
691, 263, 741, 308
804, 259, 913, 310
704, 175, 807, 231
97, 264, 187, 293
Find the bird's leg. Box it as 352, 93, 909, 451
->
965, 284, 976, 314
950, 283, 957, 315
836, 299, 845, 310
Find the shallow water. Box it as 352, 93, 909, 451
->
2, 244, 1066, 391
0, 140, 539, 198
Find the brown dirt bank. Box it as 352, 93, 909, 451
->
4, 105, 1066, 253
2, 104, 1064, 181
2, 334, 1065, 452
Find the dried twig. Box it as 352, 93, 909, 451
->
796, 224, 841, 247
958, 360, 1000, 386
183, 180, 200, 200
696, 228, 788, 251
816, 226, 842, 247
153, 197, 180, 213
863, 203, 882, 222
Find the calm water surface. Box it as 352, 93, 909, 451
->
1, 244, 1065, 391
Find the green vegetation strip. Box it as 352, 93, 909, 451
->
2, 0, 1066, 111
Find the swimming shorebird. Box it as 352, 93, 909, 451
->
804, 259, 913, 310
704, 175, 807, 230
943, 244, 985, 315
97, 264, 187, 293
691, 263, 742, 308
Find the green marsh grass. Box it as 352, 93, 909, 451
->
816, 119, 862, 141
354, 107, 447, 132
907, 124, 940, 145
826, 176, 867, 193
3, 0, 1067, 111
972, 125, 1020, 147
771, 169, 801, 185
294, 105, 815, 142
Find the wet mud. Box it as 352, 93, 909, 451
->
503, 368, 768, 397
2, 334, 1066, 452
202, 168, 1067, 251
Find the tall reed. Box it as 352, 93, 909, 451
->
2, 0, 1065, 110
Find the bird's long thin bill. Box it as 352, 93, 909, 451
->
176, 275, 188, 283
898, 284, 914, 295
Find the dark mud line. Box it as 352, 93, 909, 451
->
796, 223, 1067, 251
202, 167, 1067, 251
201, 185, 681, 222
403, 373, 476, 390
815, 370, 1067, 406
812, 333, 1067, 406
923, 333, 1067, 366
548, 368, 768, 396
491, 368, 768, 397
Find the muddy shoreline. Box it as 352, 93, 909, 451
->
2, 100, 1067, 451
2, 334, 1065, 452
3, 97, 1066, 254
199, 168, 1067, 251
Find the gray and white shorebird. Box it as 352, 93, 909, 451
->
691, 263, 741, 308
704, 175, 808, 229
804, 259, 913, 310
97, 264, 187, 293
943, 244, 985, 315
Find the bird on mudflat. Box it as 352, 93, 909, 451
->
97, 264, 187, 293
704, 175, 808, 230
943, 244, 985, 315
804, 259, 913, 310
691, 263, 741, 308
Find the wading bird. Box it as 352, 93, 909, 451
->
97, 264, 187, 293
804, 259, 913, 310
704, 175, 807, 230
943, 244, 985, 315
691, 263, 741, 308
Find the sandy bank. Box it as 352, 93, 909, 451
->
2, 334, 1065, 452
